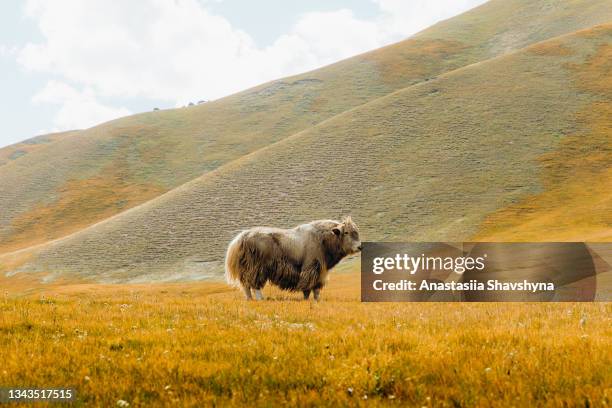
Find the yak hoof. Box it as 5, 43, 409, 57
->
242, 286, 253, 300
254, 289, 264, 300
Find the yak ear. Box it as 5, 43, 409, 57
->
332, 226, 342, 236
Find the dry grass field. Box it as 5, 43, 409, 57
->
2, 272, 611, 407
1, 1, 611, 406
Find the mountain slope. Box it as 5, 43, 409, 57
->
5, 24, 610, 282
2, 0, 612, 253
474, 25, 612, 241
0, 131, 78, 168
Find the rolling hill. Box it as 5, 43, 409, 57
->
3, 22, 610, 283
0, 131, 79, 167
1, 0, 611, 254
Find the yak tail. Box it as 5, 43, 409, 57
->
225, 232, 245, 287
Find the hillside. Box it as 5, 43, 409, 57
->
0, 131, 78, 167
2, 0, 612, 254
3, 24, 609, 282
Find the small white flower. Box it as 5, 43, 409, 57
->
84, 376, 91, 382
117, 400, 129, 407
484, 367, 492, 373
164, 385, 171, 391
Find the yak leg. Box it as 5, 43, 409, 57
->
301, 260, 322, 301
254, 289, 264, 300
242, 286, 253, 300
313, 287, 321, 301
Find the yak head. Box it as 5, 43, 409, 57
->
332, 216, 362, 255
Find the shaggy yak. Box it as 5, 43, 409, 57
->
225, 216, 362, 300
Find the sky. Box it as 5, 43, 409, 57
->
0, 0, 487, 148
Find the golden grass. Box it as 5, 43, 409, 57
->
473, 169, 612, 242
474, 31, 612, 242
362, 38, 467, 87
528, 40, 574, 57
0, 168, 165, 253
1, 274, 610, 407
0, 166, 165, 254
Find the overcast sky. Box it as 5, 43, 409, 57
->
0, 0, 487, 148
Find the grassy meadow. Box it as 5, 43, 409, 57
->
2, 272, 611, 407
1, 2, 611, 407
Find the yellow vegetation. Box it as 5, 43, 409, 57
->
0, 163, 165, 254
474, 32, 612, 242
1, 274, 610, 407
363, 39, 466, 87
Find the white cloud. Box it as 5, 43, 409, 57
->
268, 9, 383, 71
373, 0, 488, 40
0, 44, 19, 58
32, 80, 131, 131
18, 0, 486, 130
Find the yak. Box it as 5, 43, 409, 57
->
225, 216, 361, 300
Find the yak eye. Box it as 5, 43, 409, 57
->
344, 231, 348, 235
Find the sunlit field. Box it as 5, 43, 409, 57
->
1, 1, 611, 407
2, 273, 610, 407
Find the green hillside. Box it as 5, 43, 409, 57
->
4, 24, 609, 282
1, 0, 611, 254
